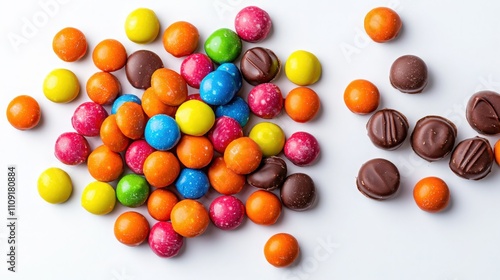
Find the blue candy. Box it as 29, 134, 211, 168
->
111, 94, 141, 114
217, 63, 242, 92
175, 168, 210, 199
144, 114, 180, 151
215, 96, 250, 127
199, 70, 238, 106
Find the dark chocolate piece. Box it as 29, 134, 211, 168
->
246, 156, 287, 191
125, 50, 164, 89
280, 173, 315, 211
389, 54, 428, 93
466, 90, 500, 135
240, 47, 280, 86
449, 136, 494, 180
356, 158, 400, 200
366, 108, 409, 150
411, 115, 457, 161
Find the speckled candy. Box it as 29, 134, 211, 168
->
217, 63, 242, 93
180, 53, 214, 89
144, 114, 181, 150
199, 70, 238, 106
71, 101, 108, 137
175, 168, 210, 199
284, 131, 320, 166
116, 173, 150, 207
208, 116, 244, 153
235, 6, 272, 43
125, 140, 156, 175
111, 94, 141, 114
215, 96, 250, 127
209, 195, 245, 230
247, 83, 283, 119
54, 132, 91, 165
204, 28, 242, 64
149, 221, 184, 258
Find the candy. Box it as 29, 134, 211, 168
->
284, 131, 320, 166
149, 221, 184, 258
204, 28, 242, 64
366, 108, 409, 150
234, 6, 272, 43
413, 177, 450, 213
343, 79, 380, 115
162, 21, 199, 57
248, 122, 285, 157
180, 53, 214, 89
200, 70, 238, 106
356, 158, 400, 200
37, 167, 72, 204
147, 189, 179, 221
364, 7, 402, 43
143, 151, 180, 188
170, 199, 210, 238
125, 139, 155, 175
247, 83, 283, 119
124, 8, 160, 44
81, 181, 116, 215
111, 94, 141, 114
71, 101, 108, 137
141, 87, 177, 118
86, 71, 121, 105
175, 168, 210, 199
390, 55, 428, 93
176, 135, 214, 169
280, 173, 316, 211
285, 87, 320, 123
100, 115, 130, 153
209, 195, 245, 230
217, 63, 243, 92
151, 68, 188, 106
125, 50, 164, 89
264, 233, 299, 267
215, 96, 250, 127
87, 145, 124, 182
207, 157, 246, 195
6, 95, 41, 130
52, 27, 87, 62
43, 68, 80, 103
175, 99, 215, 136
449, 136, 494, 180
114, 211, 150, 246
245, 190, 282, 225
240, 47, 280, 85
224, 137, 263, 175
116, 174, 150, 207
144, 114, 180, 150
411, 116, 457, 162
207, 116, 243, 154
247, 156, 287, 191
285, 50, 321, 86
115, 101, 146, 140
465, 90, 500, 135
54, 131, 91, 165
92, 39, 127, 72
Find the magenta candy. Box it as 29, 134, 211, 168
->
187, 93, 203, 102
247, 83, 283, 119
125, 139, 156, 175
71, 101, 109, 137
180, 53, 214, 89
54, 132, 91, 165
234, 6, 272, 43
149, 221, 184, 258
284, 131, 320, 166
209, 195, 245, 230
208, 116, 243, 153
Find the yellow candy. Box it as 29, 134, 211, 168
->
125, 8, 160, 44
175, 99, 215, 136
249, 122, 285, 157
285, 50, 322, 86
81, 181, 116, 215
43, 68, 80, 103
37, 167, 73, 204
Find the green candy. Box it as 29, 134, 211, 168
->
204, 28, 242, 64
116, 174, 150, 207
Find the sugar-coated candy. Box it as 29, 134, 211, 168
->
204, 28, 242, 64
245, 190, 281, 225
208, 157, 246, 195
151, 68, 188, 106
162, 21, 199, 57
180, 53, 214, 89
217, 63, 243, 92
92, 39, 127, 72
175, 99, 215, 136
285, 87, 321, 123
125, 50, 164, 89
285, 50, 322, 86
6, 95, 41, 130
413, 176, 450, 213
234, 6, 272, 43
37, 167, 73, 204
115, 101, 146, 140
224, 137, 263, 175
125, 139, 156, 175
71, 101, 108, 137
264, 233, 299, 267
143, 151, 180, 188
124, 7, 160, 44
116, 174, 150, 207
149, 221, 184, 258
111, 94, 141, 114
52, 27, 87, 62
114, 211, 150, 246
100, 115, 130, 153
86, 71, 121, 105
247, 83, 283, 119
170, 199, 210, 238
249, 122, 285, 157
343, 79, 380, 115
147, 189, 179, 221
208, 116, 243, 154
176, 135, 214, 169
43, 68, 80, 103
144, 114, 181, 151
141, 87, 177, 118
209, 195, 245, 230
81, 181, 116, 215
200, 70, 238, 106
175, 168, 210, 199
87, 145, 124, 182
215, 96, 250, 127
284, 131, 320, 166
364, 7, 402, 43
54, 131, 91, 165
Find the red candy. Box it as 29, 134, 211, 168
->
148, 221, 184, 258
180, 53, 214, 89
209, 195, 245, 230
71, 101, 109, 137
247, 83, 283, 119
235, 6, 272, 43
208, 116, 244, 153
54, 132, 91, 165
284, 131, 320, 166
125, 139, 156, 175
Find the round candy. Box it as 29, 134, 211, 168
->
466, 90, 500, 135
37, 167, 72, 204
92, 38, 127, 72
151, 68, 188, 106
86, 71, 121, 105
249, 122, 285, 157
100, 114, 130, 153
245, 190, 282, 225
224, 137, 263, 175
124, 7, 160, 44
285, 87, 320, 123
141, 87, 177, 118
114, 211, 150, 246
217, 63, 243, 92
125, 50, 164, 89
125, 139, 156, 175
163, 21, 199, 57
170, 199, 210, 238
247, 83, 284, 119
209, 195, 245, 230
247, 156, 287, 191
147, 189, 179, 221
344, 79, 380, 115
52, 27, 87, 62
54, 132, 91, 165
364, 7, 402, 43
356, 158, 400, 200
175, 168, 210, 199
449, 136, 494, 180
81, 181, 116, 215
280, 173, 316, 211
87, 145, 124, 182
495, 139, 500, 166
215, 96, 250, 127
116, 174, 150, 207
111, 94, 141, 114
6, 95, 41, 130
413, 176, 450, 213
208, 157, 246, 195
176, 135, 214, 169
200, 70, 238, 106
43, 68, 80, 103
149, 221, 184, 258
115, 101, 146, 140
234, 6, 272, 42
390, 54, 428, 93
208, 116, 243, 153
143, 151, 180, 188
144, 114, 180, 151
180, 53, 214, 89
411, 115, 457, 162
367, 108, 409, 150
71, 101, 108, 137
204, 28, 242, 64
285, 50, 321, 86
175, 99, 215, 136
264, 233, 300, 267
240, 47, 280, 85
284, 131, 320, 166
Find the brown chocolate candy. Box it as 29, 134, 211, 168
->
389, 54, 428, 93
280, 173, 316, 211
240, 47, 280, 86
366, 108, 409, 150
411, 115, 457, 162
356, 158, 400, 200
125, 50, 164, 89
466, 90, 500, 135
246, 156, 287, 191
449, 136, 494, 180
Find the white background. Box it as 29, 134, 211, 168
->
1, 0, 500, 279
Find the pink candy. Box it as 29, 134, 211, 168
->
235, 6, 272, 43
247, 83, 283, 119
54, 132, 91, 165
284, 131, 320, 166
125, 139, 156, 175
208, 116, 243, 153
209, 195, 245, 230
148, 221, 184, 258
71, 101, 108, 137
180, 53, 214, 89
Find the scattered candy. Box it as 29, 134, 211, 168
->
411, 115, 457, 162
175, 99, 215, 136
147, 189, 179, 221
124, 7, 160, 44
247, 83, 283, 119
208, 116, 243, 154
204, 28, 242, 64
366, 108, 409, 151
81, 181, 116, 215
175, 168, 210, 199
170, 199, 210, 238
100, 114, 131, 153
54, 131, 91, 165
141, 87, 177, 118
285, 87, 320, 123
143, 151, 180, 188
209, 195, 245, 230
125, 139, 155, 175
52, 27, 87, 62
247, 156, 287, 191
115, 101, 146, 140
235, 6, 272, 43
465, 90, 500, 135
87, 144, 124, 182
200, 69, 238, 106
280, 173, 316, 211
71, 101, 108, 137
86, 71, 121, 105
151, 68, 188, 106
37, 167, 72, 204
125, 50, 164, 89
364, 7, 402, 43
215, 96, 250, 127
163, 21, 199, 57
114, 211, 150, 246
356, 158, 400, 200
285, 50, 321, 86
6, 95, 41, 130
413, 176, 450, 213
390, 54, 428, 94
180, 53, 214, 89
207, 156, 246, 195
116, 173, 150, 207
92, 39, 127, 72
111, 94, 141, 114
224, 137, 263, 175
449, 136, 494, 180
246, 190, 282, 225
343, 79, 380, 115
149, 221, 184, 258
217, 63, 243, 92
144, 114, 181, 150
284, 131, 320, 166
264, 233, 300, 267
43, 68, 80, 103
176, 135, 214, 169
240, 47, 280, 85
248, 122, 285, 157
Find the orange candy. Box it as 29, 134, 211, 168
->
100, 114, 130, 153
86, 71, 121, 105
176, 135, 214, 169
52, 27, 87, 62
92, 39, 127, 72
147, 189, 179, 221
413, 176, 450, 213
343, 79, 380, 115
115, 102, 146, 140
162, 21, 199, 57
170, 199, 209, 238
141, 87, 177, 118
364, 7, 402, 43
224, 137, 263, 175
285, 87, 320, 123
494, 139, 500, 165
114, 211, 150, 246
208, 157, 246, 195
151, 68, 188, 106
6, 95, 41, 130
87, 145, 124, 182
245, 190, 282, 225
143, 151, 180, 188
264, 233, 300, 267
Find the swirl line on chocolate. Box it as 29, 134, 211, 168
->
384, 109, 397, 146
367, 108, 409, 150
449, 136, 494, 180
458, 140, 487, 172
467, 92, 500, 134
240, 47, 280, 85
